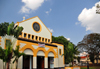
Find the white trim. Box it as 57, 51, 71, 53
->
20, 43, 26, 49
48, 52, 54, 57
37, 51, 45, 56
24, 49, 33, 55
45, 47, 49, 51
32, 45, 38, 49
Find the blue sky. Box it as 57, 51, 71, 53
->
0, 0, 100, 45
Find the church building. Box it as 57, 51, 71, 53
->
0, 16, 65, 69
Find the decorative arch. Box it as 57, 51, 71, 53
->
37, 50, 45, 56
46, 48, 57, 58
24, 49, 33, 55
19, 45, 37, 56
36, 47, 46, 57
48, 52, 54, 57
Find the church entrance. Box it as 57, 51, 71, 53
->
48, 57, 54, 69
37, 56, 44, 69
23, 55, 33, 69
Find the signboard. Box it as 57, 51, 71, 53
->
38, 43, 45, 47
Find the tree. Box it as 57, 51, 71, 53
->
0, 22, 9, 36
0, 47, 7, 69
13, 45, 25, 69
89, 53, 95, 64
52, 36, 79, 64
0, 41, 13, 69
67, 43, 79, 66
77, 33, 100, 64
0, 22, 23, 69
77, 56, 80, 63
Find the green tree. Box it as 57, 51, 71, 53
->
0, 47, 7, 69
67, 42, 79, 66
89, 53, 95, 64
77, 33, 100, 64
0, 41, 13, 69
52, 36, 79, 64
13, 45, 25, 69
0, 22, 9, 36
0, 22, 23, 69
77, 56, 80, 63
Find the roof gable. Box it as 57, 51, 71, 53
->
15, 16, 52, 43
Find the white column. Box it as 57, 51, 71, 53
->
18, 56, 23, 69
45, 57, 48, 68
33, 56, 37, 68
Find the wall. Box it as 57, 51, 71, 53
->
17, 16, 51, 40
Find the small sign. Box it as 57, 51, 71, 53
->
50, 58, 54, 64
38, 43, 45, 47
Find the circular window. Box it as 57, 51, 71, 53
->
32, 22, 41, 33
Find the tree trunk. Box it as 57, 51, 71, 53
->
87, 61, 89, 69
72, 61, 73, 66
16, 60, 18, 69
96, 59, 98, 64
7, 62, 10, 69
7, 53, 12, 69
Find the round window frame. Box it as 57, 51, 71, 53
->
32, 22, 42, 33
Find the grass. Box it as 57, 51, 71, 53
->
81, 67, 100, 69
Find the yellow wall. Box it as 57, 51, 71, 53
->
18, 40, 58, 58
65, 67, 80, 69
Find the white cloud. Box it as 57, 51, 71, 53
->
45, 8, 52, 14
48, 27, 54, 32
75, 22, 80, 25
65, 37, 70, 41
78, 2, 100, 33
45, 11, 49, 14
20, 0, 45, 13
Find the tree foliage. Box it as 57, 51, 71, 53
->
13, 46, 25, 69
77, 33, 100, 64
0, 22, 9, 36
52, 36, 79, 64
0, 22, 24, 69
7, 22, 23, 38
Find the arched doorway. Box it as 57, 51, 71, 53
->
37, 51, 45, 69
48, 52, 54, 69
23, 49, 33, 69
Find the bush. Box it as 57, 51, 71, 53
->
69, 64, 72, 67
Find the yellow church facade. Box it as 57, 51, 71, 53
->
0, 16, 65, 69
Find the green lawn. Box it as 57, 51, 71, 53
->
81, 67, 100, 69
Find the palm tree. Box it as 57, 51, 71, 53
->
0, 47, 6, 69
0, 43, 13, 69
6, 44, 13, 69
6, 22, 23, 69
0, 22, 23, 69
13, 45, 25, 69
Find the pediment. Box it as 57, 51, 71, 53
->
15, 16, 52, 43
